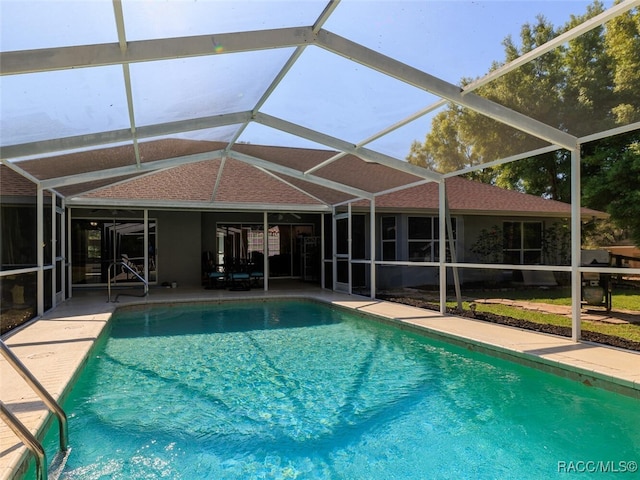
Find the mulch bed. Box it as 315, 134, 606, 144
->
1, 307, 36, 335
377, 294, 640, 353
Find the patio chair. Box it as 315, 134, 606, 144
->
227, 258, 251, 291
249, 251, 264, 287
207, 264, 227, 289
249, 266, 264, 287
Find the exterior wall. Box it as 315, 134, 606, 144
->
372, 213, 569, 290
462, 215, 570, 285
152, 210, 202, 287
373, 212, 461, 289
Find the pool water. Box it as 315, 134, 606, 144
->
40, 300, 639, 479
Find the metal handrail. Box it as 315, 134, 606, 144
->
0, 400, 48, 480
0, 340, 68, 453
107, 260, 149, 302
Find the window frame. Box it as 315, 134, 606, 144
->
502, 221, 543, 265
407, 216, 456, 262
380, 216, 397, 261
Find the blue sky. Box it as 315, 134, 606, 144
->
243, 0, 614, 156
0, 1, 615, 160
326, 1, 610, 84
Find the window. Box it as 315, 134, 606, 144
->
408, 217, 456, 262
381, 216, 396, 261
503, 221, 542, 264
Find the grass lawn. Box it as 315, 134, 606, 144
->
410, 284, 640, 346
455, 301, 640, 344
467, 286, 640, 311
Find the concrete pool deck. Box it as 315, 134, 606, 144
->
2, 284, 639, 479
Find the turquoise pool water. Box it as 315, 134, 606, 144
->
40, 300, 639, 479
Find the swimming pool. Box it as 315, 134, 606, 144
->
38, 300, 639, 479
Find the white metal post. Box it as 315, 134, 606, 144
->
571, 148, 582, 341
263, 211, 268, 291
51, 192, 57, 308
320, 212, 325, 290
67, 206, 72, 299
370, 198, 376, 299
348, 202, 352, 295
332, 206, 337, 292
144, 209, 149, 283
439, 181, 447, 314
60, 197, 66, 302
36, 187, 44, 316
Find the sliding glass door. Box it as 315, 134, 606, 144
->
71, 218, 156, 285
216, 222, 314, 278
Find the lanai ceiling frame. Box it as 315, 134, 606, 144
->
2, 1, 637, 200
0, 0, 638, 342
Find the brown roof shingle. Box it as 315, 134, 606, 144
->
1, 139, 607, 218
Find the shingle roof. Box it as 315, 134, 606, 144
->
1, 139, 607, 218
0, 166, 36, 197
372, 176, 606, 218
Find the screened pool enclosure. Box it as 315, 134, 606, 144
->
1, 0, 639, 341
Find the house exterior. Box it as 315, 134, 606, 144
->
1, 139, 608, 331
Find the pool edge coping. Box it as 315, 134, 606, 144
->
2, 293, 639, 480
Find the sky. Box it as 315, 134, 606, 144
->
0, 0, 616, 161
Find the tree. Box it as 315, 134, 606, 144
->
582, 131, 640, 246
606, 3, 640, 124
408, 1, 640, 242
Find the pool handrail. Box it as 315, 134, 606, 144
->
107, 260, 149, 302
1, 339, 69, 479
0, 400, 48, 480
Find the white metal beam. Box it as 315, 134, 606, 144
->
227, 47, 307, 149
442, 145, 563, 179
40, 150, 226, 189
0, 27, 315, 75
0, 159, 41, 185
579, 122, 640, 144
255, 112, 442, 181
257, 167, 331, 206
463, 0, 640, 93
349, 1, 638, 165
315, 29, 578, 150
227, 1, 340, 149
1, 112, 251, 160
65, 197, 331, 212
228, 150, 372, 199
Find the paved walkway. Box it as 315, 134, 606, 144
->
2, 285, 639, 479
